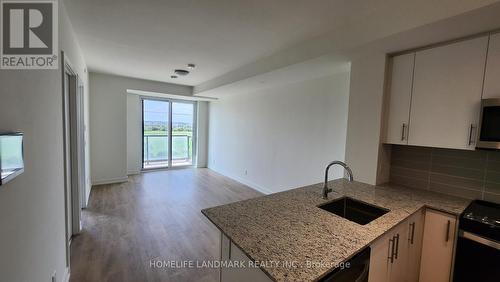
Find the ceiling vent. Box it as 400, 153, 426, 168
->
174, 69, 190, 76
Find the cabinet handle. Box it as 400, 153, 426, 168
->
394, 234, 400, 259
468, 124, 475, 146
408, 222, 415, 245
388, 237, 395, 263
445, 220, 451, 242
401, 123, 406, 141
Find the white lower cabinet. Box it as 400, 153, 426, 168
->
220, 233, 272, 282
418, 209, 457, 282
220, 208, 455, 282
389, 222, 409, 282
406, 209, 425, 282
368, 230, 393, 282
369, 208, 456, 282
368, 221, 409, 282
368, 209, 425, 282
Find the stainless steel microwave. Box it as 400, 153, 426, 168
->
477, 98, 500, 149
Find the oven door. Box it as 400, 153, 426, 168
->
477, 98, 500, 149
453, 231, 500, 282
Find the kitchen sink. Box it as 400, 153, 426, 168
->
318, 197, 389, 225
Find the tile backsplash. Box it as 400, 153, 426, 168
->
389, 145, 500, 203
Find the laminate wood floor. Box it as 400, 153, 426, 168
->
70, 168, 262, 282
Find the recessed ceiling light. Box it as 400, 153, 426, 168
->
174, 69, 190, 76
171, 75, 178, 78
187, 63, 196, 69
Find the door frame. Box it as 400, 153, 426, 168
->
140, 96, 197, 170
77, 79, 87, 209
61, 51, 86, 266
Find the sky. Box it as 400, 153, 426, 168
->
143, 100, 194, 124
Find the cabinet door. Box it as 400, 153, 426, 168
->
419, 209, 457, 282
406, 209, 425, 282
483, 32, 500, 99
369, 222, 410, 282
389, 222, 409, 282
409, 36, 488, 150
385, 53, 415, 144
368, 231, 393, 282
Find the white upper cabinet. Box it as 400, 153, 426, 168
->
385, 53, 415, 145
408, 36, 488, 150
483, 32, 500, 99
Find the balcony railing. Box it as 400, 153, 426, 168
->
143, 134, 192, 167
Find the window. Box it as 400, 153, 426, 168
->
142, 98, 196, 169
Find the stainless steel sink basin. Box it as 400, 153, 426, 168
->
318, 197, 389, 225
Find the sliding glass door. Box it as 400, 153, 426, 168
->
143, 99, 170, 169
142, 98, 196, 170
172, 102, 195, 167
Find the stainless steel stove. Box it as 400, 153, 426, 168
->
453, 200, 500, 282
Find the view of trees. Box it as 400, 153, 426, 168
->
144, 121, 192, 134
143, 121, 193, 163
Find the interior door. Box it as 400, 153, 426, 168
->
78, 80, 87, 208
63, 71, 72, 252
408, 36, 488, 150
69, 73, 82, 235
63, 63, 85, 265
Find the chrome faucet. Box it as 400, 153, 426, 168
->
322, 161, 354, 199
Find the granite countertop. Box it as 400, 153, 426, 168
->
202, 179, 470, 282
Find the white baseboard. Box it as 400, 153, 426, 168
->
92, 176, 129, 186
84, 189, 90, 208
207, 166, 272, 195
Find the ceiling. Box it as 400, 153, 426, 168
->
64, 0, 500, 91
64, 0, 366, 85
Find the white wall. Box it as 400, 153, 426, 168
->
126, 94, 142, 174
0, 1, 88, 281
196, 101, 209, 167
60, 2, 91, 205
208, 73, 350, 194
90, 73, 193, 184
344, 53, 388, 185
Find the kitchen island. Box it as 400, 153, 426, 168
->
202, 179, 470, 282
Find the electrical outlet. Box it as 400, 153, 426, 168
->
51, 271, 56, 282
